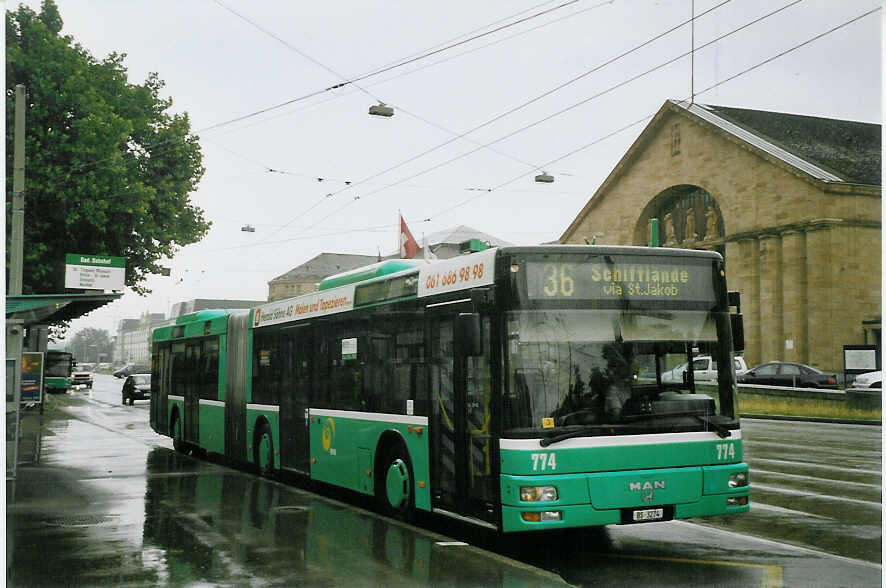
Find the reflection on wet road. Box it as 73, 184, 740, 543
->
694, 418, 882, 564
7, 404, 565, 586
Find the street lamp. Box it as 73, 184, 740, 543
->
369, 103, 394, 117
534, 171, 554, 183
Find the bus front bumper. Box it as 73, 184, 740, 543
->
500, 465, 750, 532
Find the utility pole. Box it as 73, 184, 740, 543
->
7, 84, 26, 480
10, 84, 25, 295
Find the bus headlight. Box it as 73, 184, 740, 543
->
520, 486, 558, 502
521, 511, 562, 522
728, 471, 748, 488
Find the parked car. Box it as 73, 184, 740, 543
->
661, 355, 749, 384
114, 364, 150, 379
852, 370, 882, 388
737, 361, 838, 388
122, 373, 151, 405
70, 369, 94, 389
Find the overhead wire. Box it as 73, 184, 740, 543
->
254, 0, 733, 246
195, 0, 616, 143
72, 0, 589, 178
282, 0, 808, 239
212, 0, 606, 247
424, 4, 883, 222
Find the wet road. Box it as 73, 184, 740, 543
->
6, 374, 882, 586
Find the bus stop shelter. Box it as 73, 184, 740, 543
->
6, 292, 122, 477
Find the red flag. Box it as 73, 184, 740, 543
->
399, 214, 419, 259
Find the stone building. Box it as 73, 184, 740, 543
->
267, 253, 379, 302
169, 298, 263, 318
561, 100, 881, 371
116, 313, 166, 364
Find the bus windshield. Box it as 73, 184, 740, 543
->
503, 308, 737, 437
44, 353, 73, 378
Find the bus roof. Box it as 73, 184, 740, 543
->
318, 259, 428, 291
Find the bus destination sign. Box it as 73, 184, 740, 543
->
526, 259, 715, 302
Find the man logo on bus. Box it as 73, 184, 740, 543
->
321, 418, 335, 452
629, 480, 665, 492
253, 309, 262, 326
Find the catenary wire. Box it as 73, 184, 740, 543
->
425, 5, 882, 221
284, 0, 808, 237
252, 0, 733, 245
245, 2, 877, 251
71, 0, 587, 176
211, 0, 602, 246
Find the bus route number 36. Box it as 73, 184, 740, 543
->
531, 452, 557, 471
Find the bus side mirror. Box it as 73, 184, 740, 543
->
455, 313, 483, 357
731, 313, 745, 352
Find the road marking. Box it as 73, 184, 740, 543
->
677, 520, 882, 569
746, 440, 880, 457
751, 468, 881, 490
749, 501, 833, 520
751, 483, 883, 508
749, 457, 881, 476
589, 552, 783, 588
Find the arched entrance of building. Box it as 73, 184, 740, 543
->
633, 185, 725, 258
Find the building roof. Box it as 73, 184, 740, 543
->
420, 225, 514, 248
675, 101, 881, 185
559, 100, 881, 243
270, 253, 378, 283
6, 293, 123, 326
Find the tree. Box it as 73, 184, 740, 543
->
68, 327, 112, 364
6, 0, 210, 295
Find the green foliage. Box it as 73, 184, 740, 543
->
68, 327, 113, 363
6, 0, 210, 295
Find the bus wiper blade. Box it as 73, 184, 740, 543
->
695, 414, 731, 438
539, 427, 601, 447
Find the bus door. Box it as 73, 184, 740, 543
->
151, 345, 171, 435
279, 324, 312, 472
429, 312, 496, 526
183, 342, 200, 445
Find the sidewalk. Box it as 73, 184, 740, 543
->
6, 394, 568, 587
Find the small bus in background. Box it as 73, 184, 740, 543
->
44, 350, 74, 394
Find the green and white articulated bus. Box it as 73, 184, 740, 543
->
150, 245, 749, 532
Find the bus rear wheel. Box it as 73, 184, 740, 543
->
377, 443, 415, 521
254, 422, 275, 477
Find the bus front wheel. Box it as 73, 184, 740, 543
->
377, 443, 415, 521
254, 422, 275, 477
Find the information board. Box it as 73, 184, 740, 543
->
65, 254, 126, 290
21, 352, 44, 404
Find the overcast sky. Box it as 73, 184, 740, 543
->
15, 0, 881, 343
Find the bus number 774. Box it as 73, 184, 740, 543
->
531, 452, 557, 471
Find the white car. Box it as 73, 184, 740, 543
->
661, 355, 749, 384
852, 370, 882, 388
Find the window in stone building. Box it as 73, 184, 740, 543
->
671, 123, 681, 156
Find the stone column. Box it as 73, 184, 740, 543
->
804, 225, 832, 370
727, 238, 759, 366
780, 230, 807, 363
758, 234, 783, 363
